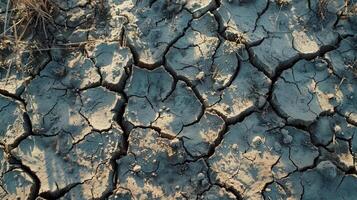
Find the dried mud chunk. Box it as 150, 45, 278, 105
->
272, 59, 340, 126
80, 87, 123, 131
264, 172, 303, 200
250, 33, 299, 77
22, 75, 122, 142
125, 96, 158, 127
124, 66, 202, 136
166, 13, 251, 115
257, 0, 340, 56
336, 76, 357, 124
22, 76, 91, 141
61, 128, 124, 200
179, 111, 225, 157
61, 55, 100, 89
216, 0, 268, 44
115, 128, 209, 199
0, 95, 27, 146
284, 127, 319, 169
87, 15, 126, 41
166, 13, 220, 85
125, 66, 174, 101
273, 81, 317, 125
41, 54, 101, 90
310, 116, 335, 146
209, 108, 319, 198
336, 175, 357, 199
0, 67, 31, 96
166, 13, 245, 106
91, 2, 128, 40
208, 111, 284, 199
124, 66, 171, 127
331, 115, 356, 140
1, 148, 35, 200
326, 37, 357, 80
321, 139, 354, 171
12, 128, 124, 196
271, 145, 297, 179
86, 42, 133, 89
0, 168, 35, 200
251, 0, 342, 77
271, 127, 300, 180
117, 0, 192, 67
310, 114, 356, 145
212, 41, 246, 88
301, 161, 344, 199
185, 0, 217, 17
0, 48, 49, 96
325, 37, 357, 124
152, 81, 202, 135
266, 160, 357, 199
210, 61, 271, 120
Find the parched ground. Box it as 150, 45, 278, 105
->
0, 0, 357, 199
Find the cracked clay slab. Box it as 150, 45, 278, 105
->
1, 0, 357, 199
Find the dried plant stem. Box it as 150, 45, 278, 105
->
3, 0, 11, 36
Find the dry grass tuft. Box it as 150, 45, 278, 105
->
275, 0, 290, 6
3, 0, 54, 38
14, 0, 53, 24
343, 0, 357, 17
317, 0, 330, 20
1, 0, 55, 70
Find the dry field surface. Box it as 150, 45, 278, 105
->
0, 0, 357, 199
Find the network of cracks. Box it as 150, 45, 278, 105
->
0, 0, 357, 199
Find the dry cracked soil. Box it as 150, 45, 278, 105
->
0, 0, 357, 199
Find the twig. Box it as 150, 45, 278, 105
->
274, 5, 283, 32
0, 17, 25, 36
13, 20, 22, 69
4, 60, 13, 87
3, 0, 11, 36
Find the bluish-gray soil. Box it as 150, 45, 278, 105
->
0, 0, 357, 199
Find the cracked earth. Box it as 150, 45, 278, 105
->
0, 0, 357, 199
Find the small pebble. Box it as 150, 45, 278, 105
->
132, 164, 141, 173
197, 172, 205, 180
196, 71, 205, 80
170, 138, 180, 147
334, 125, 342, 133
252, 136, 263, 146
